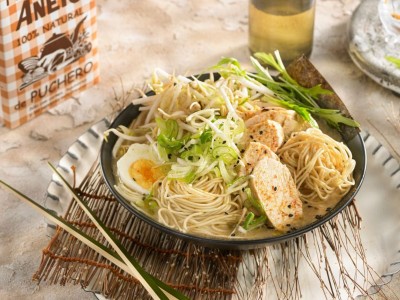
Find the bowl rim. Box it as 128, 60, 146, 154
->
100, 101, 366, 250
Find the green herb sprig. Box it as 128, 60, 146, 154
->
213, 51, 360, 130
0, 166, 189, 300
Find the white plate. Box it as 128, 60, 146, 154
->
347, 0, 400, 94
44, 120, 400, 299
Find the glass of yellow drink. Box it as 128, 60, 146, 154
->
249, 0, 316, 64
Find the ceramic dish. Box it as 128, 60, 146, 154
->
347, 0, 400, 94
99, 102, 367, 250
43, 118, 399, 298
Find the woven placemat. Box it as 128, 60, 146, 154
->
33, 159, 384, 299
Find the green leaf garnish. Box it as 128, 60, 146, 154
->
249, 51, 359, 129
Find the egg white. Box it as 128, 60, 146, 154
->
116, 143, 160, 194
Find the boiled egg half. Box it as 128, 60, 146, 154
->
117, 143, 165, 194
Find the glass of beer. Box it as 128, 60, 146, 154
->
249, 0, 316, 64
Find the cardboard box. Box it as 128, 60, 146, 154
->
0, 0, 99, 128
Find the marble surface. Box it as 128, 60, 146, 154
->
0, 0, 399, 299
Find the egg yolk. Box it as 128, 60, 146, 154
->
129, 159, 165, 189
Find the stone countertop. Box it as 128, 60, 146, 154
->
0, 0, 399, 299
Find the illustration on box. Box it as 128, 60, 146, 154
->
17, 15, 92, 90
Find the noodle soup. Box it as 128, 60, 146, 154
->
104, 53, 361, 241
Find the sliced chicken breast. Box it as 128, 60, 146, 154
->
250, 157, 303, 231
243, 119, 284, 152
237, 109, 259, 121
239, 142, 278, 176
245, 109, 310, 139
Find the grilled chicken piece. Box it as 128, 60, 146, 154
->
239, 142, 278, 176
237, 109, 259, 121
245, 109, 310, 139
243, 120, 284, 152
250, 157, 303, 231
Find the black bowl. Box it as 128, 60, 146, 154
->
100, 106, 366, 250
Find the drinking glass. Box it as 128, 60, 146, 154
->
249, 0, 316, 64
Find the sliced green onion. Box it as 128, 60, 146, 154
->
247, 215, 268, 231
180, 145, 203, 161
156, 118, 179, 139
218, 160, 235, 183
168, 165, 196, 183
242, 212, 255, 230
143, 191, 159, 214
244, 188, 264, 215
199, 129, 213, 144
212, 146, 238, 164
157, 134, 184, 151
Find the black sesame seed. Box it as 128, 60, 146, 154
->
264, 150, 267, 154
286, 224, 291, 227
231, 233, 236, 237
240, 149, 245, 154
259, 130, 263, 134
222, 141, 226, 144
288, 214, 294, 217
247, 163, 251, 165
249, 135, 254, 139
188, 156, 193, 161
273, 186, 277, 191
168, 154, 172, 159
267, 225, 275, 230
241, 188, 245, 192
224, 212, 228, 215
287, 204, 291, 208
315, 215, 322, 220
307, 205, 313, 208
